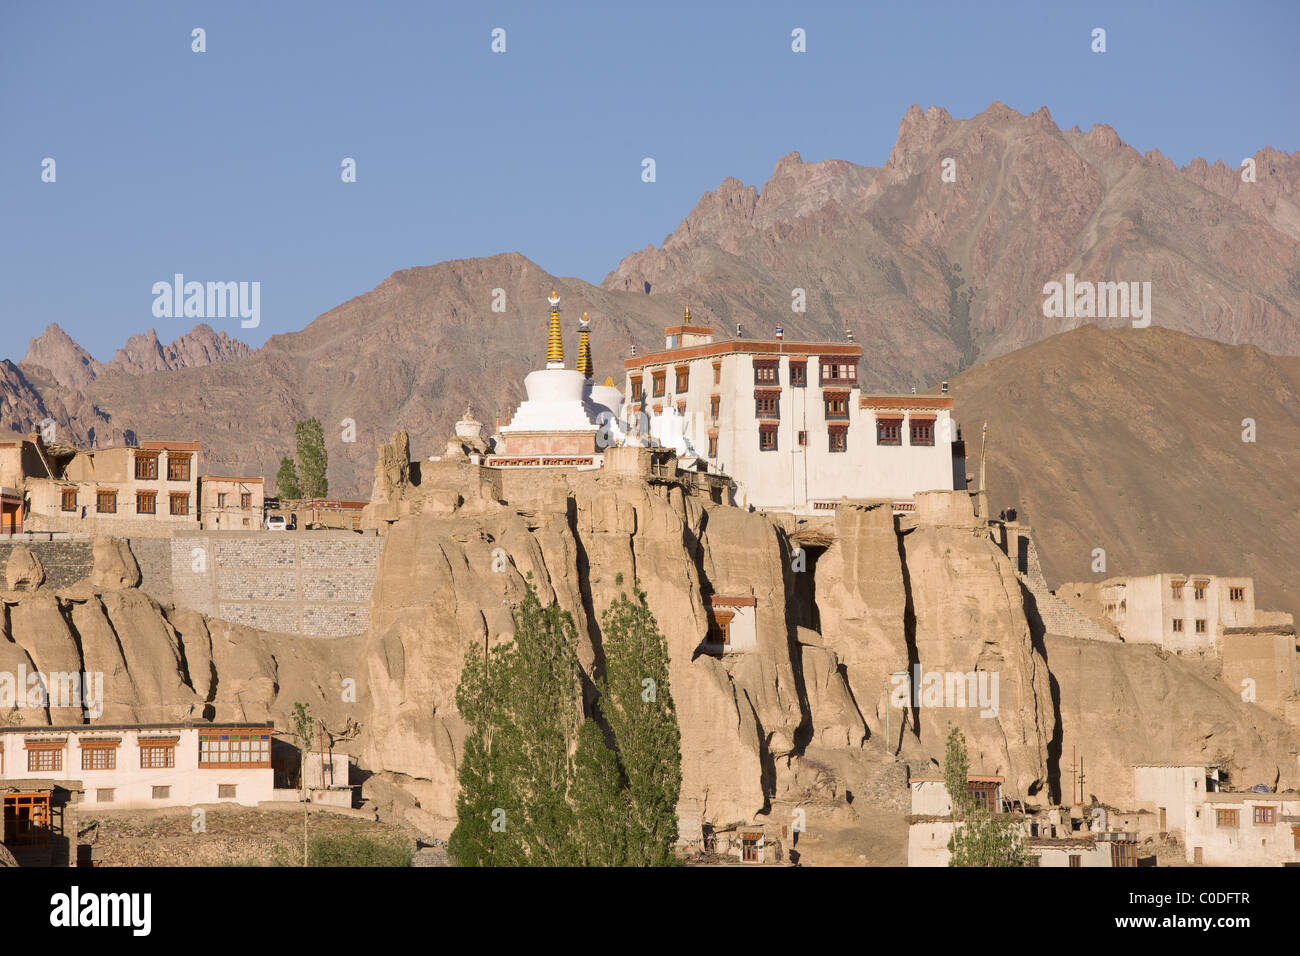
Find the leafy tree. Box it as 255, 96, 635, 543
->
295, 418, 328, 499
943, 726, 1031, 867
449, 580, 684, 867
291, 702, 315, 866
597, 587, 683, 865
275, 456, 301, 499
449, 583, 583, 866
572, 719, 630, 866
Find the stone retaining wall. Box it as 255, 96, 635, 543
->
170, 531, 383, 637
0, 538, 94, 589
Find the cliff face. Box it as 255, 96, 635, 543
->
357, 446, 1058, 837
3, 469, 1294, 852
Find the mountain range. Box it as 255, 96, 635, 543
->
3, 102, 1296, 610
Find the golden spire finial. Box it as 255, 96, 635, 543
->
684, 303, 692, 323
546, 293, 564, 366
576, 312, 593, 379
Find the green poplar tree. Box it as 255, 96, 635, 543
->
449, 583, 584, 866
295, 418, 328, 499
448, 635, 522, 866
944, 726, 1031, 867
596, 586, 683, 865
275, 456, 301, 499
572, 719, 630, 866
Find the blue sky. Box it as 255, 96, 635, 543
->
2, 0, 1296, 360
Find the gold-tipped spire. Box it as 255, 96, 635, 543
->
576, 312, 593, 379
684, 303, 692, 323
546, 291, 564, 366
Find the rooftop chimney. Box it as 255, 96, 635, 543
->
941, 380, 949, 394
736, 323, 744, 338
846, 329, 854, 342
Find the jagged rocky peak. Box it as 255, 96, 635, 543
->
20, 323, 103, 390
110, 324, 254, 375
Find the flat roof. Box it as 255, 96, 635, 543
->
911, 775, 1004, 784
627, 339, 862, 370
1203, 791, 1300, 804
0, 721, 274, 735
200, 475, 265, 484
860, 395, 954, 410
138, 440, 201, 451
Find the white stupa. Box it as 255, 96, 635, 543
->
496, 293, 602, 458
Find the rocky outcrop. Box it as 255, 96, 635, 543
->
5, 546, 44, 591
90, 537, 141, 590
108, 325, 253, 377
358, 454, 1062, 838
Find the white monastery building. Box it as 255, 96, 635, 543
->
481, 297, 968, 517
622, 310, 967, 513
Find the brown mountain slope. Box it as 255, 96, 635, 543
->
81, 254, 695, 492
5, 103, 1298, 497
949, 324, 1300, 621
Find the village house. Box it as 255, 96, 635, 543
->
622, 309, 967, 514
1, 722, 277, 862
199, 475, 264, 530
908, 775, 1139, 867
1133, 764, 1300, 865
0, 434, 202, 537
1185, 790, 1300, 866
1099, 573, 1264, 653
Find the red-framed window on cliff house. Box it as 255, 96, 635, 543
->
199, 731, 271, 768
134, 453, 158, 480
753, 358, 779, 386
828, 425, 848, 453
137, 491, 156, 515
710, 395, 720, 421
712, 361, 722, 385
630, 376, 643, 401
60, 487, 77, 512
1194, 580, 1208, 600
789, 359, 807, 388
758, 423, 779, 452
676, 400, 686, 416
708, 434, 718, 458
820, 357, 857, 387
876, 418, 902, 446
1171, 580, 1185, 599
169, 493, 189, 516
25, 739, 65, 772
755, 391, 780, 420
167, 454, 191, 482
675, 365, 690, 392
910, 417, 936, 446
1254, 805, 1276, 825
240, 492, 252, 510
968, 780, 1000, 810
707, 609, 734, 646
96, 490, 117, 514
140, 738, 178, 769
651, 370, 666, 398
